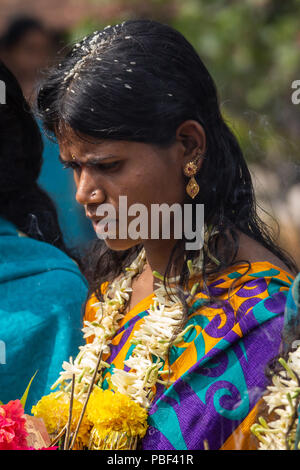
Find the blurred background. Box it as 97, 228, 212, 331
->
0, 0, 299, 264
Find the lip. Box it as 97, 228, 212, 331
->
92, 218, 117, 235
90, 217, 118, 224
87, 212, 117, 222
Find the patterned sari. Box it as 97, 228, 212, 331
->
84, 262, 294, 450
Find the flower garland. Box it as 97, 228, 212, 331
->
33, 227, 218, 448
51, 245, 205, 409
251, 345, 300, 450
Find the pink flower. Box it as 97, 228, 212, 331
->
0, 400, 57, 450
0, 415, 15, 444
0, 400, 28, 450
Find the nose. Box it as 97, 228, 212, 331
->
75, 168, 105, 206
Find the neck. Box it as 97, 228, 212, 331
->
141, 238, 182, 279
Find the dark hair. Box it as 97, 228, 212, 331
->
0, 16, 46, 50
0, 60, 71, 253
36, 19, 298, 320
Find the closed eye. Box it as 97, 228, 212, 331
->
59, 155, 122, 172
95, 161, 121, 171
62, 161, 80, 170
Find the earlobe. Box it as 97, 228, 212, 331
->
183, 149, 204, 199
176, 120, 206, 200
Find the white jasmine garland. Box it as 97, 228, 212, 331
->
52, 228, 216, 409
251, 347, 300, 450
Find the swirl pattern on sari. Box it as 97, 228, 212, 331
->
84, 262, 294, 450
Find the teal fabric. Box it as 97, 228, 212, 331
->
282, 273, 300, 450
282, 272, 300, 354
0, 216, 88, 412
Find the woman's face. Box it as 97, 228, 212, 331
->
58, 129, 187, 251
11, 30, 51, 75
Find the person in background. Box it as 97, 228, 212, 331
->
0, 16, 52, 104
0, 16, 95, 251
0, 61, 88, 412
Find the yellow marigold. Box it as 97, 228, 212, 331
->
31, 392, 92, 447
86, 389, 148, 439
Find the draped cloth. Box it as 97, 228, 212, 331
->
0, 216, 88, 413
281, 272, 300, 450
84, 262, 294, 450
282, 272, 300, 355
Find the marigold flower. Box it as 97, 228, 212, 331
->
32, 392, 92, 447
86, 389, 148, 439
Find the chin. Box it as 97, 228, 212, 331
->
101, 237, 140, 252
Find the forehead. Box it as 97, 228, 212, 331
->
57, 127, 152, 160
58, 126, 112, 154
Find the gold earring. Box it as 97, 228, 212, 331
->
183, 151, 202, 199
71, 154, 76, 160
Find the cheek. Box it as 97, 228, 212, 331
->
132, 167, 184, 206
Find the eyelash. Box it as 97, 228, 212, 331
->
62, 162, 79, 170
62, 161, 120, 171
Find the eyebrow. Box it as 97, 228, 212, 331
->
58, 153, 120, 166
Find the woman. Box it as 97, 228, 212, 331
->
0, 61, 88, 413
0, 16, 53, 103
0, 16, 95, 250
35, 20, 298, 450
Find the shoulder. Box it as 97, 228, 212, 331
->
0, 233, 88, 290
190, 261, 294, 328
30, 241, 88, 300
233, 230, 296, 277
195, 259, 294, 297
